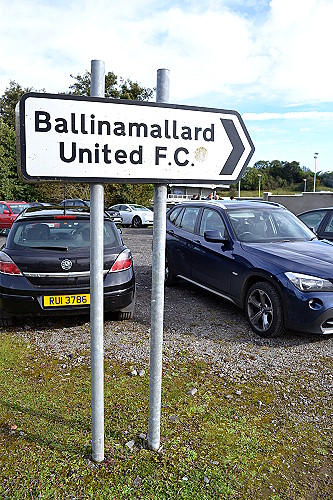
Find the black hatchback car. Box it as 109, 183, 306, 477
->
165, 200, 333, 338
0, 206, 135, 326
297, 207, 333, 241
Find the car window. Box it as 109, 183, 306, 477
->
323, 212, 333, 232
168, 206, 183, 225
179, 207, 200, 233
10, 220, 120, 250
298, 210, 327, 231
227, 208, 314, 242
129, 205, 149, 211
0, 204, 7, 214
8, 204, 27, 214
199, 208, 226, 238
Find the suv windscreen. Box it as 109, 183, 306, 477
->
227, 207, 315, 242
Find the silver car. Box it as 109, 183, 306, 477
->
109, 204, 154, 228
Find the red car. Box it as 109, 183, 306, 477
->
0, 201, 30, 231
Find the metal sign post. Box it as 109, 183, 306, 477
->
90, 60, 105, 462
16, 64, 255, 459
148, 69, 169, 451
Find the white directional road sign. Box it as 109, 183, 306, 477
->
17, 93, 255, 184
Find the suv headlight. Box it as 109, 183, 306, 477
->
285, 272, 333, 291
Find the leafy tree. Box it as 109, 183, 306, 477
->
67, 70, 154, 101
0, 80, 38, 129
36, 182, 91, 204
104, 183, 154, 207
241, 160, 315, 193
0, 118, 37, 200
241, 166, 262, 190
318, 171, 333, 188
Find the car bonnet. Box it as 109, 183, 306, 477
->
241, 239, 333, 279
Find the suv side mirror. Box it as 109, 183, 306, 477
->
204, 230, 229, 243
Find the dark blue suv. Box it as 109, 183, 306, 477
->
165, 200, 333, 338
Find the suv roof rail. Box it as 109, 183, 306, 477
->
244, 200, 285, 208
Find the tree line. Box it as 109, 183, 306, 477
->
239, 160, 331, 193
1, 73, 332, 204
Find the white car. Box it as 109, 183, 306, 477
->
109, 204, 154, 228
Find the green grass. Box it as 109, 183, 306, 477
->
0, 334, 332, 499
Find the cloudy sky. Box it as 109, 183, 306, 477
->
1, 0, 333, 174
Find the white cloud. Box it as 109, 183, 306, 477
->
0, 0, 333, 106
243, 111, 333, 120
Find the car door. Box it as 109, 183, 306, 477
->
317, 211, 333, 241
166, 205, 200, 280
298, 209, 327, 236
0, 203, 14, 229
119, 205, 133, 225
191, 207, 233, 295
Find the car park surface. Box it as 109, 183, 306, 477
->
165, 199, 333, 338
110, 203, 154, 228
298, 207, 333, 241
0, 206, 135, 326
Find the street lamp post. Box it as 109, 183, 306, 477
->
303, 178, 307, 192
313, 153, 319, 192
258, 174, 262, 198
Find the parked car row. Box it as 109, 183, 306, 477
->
0, 199, 333, 338
0, 199, 155, 232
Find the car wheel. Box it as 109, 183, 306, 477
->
132, 216, 142, 228
165, 253, 177, 286
245, 281, 285, 338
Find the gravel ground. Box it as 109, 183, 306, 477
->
2, 228, 333, 389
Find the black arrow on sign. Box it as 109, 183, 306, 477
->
219, 118, 245, 175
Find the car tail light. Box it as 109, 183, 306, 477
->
111, 249, 132, 272
0, 251, 22, 275
54, 215, 77, 220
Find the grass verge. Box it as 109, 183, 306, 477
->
0, 333, 332, 499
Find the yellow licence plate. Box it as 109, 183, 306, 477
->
43, 294, 90, 307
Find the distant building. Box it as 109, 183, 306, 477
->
167, 183, 229, 202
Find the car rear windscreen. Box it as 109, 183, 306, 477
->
10, 220, 120, 249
